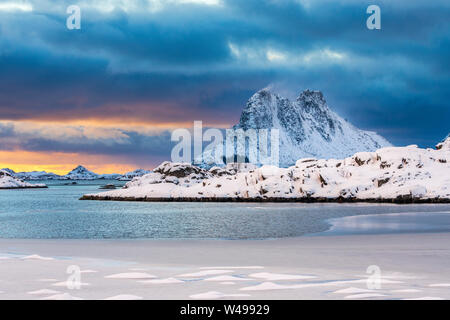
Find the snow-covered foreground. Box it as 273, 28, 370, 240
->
82, 137, 450, 203
0, 232, 450, 300
0, 170, 46, 189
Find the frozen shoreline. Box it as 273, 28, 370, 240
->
1, 232, 450, 300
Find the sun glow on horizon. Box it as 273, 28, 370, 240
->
0, 119, 232, 175
0, 150, 155, 175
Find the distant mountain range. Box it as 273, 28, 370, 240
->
198, 88, 392, 167
1, 166, 150, 181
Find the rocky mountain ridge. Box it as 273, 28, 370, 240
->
199, 89, 392, 167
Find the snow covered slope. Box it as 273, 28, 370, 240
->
198, 89, 391, 167
0, 170, 47, 189
82, 137, 450, 203
437, 133, 450, 150
15, 171, 64, 180
119, 169, 151, 181
98, 173, 123, 180
0, 168, 16, 175
2, 168, 63, 180
64, 165, 99, 180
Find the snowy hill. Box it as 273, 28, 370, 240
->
15, 171, 64, 180
64, 165, 99, 180
64, 166, 150, 180
1, 168, 63, 180
98, 173, 123, 180
1, 168, 16, 175
0, 170, 47, 189
437, 133, 450, 150
83, 136, 450, 203
199, 89, 391, 167
119, 169, 151, 181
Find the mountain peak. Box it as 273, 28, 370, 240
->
297, 89, 325, 102
237, 89, 282, 130
66, 165, 98, 179
199, 87, 392, 167
1, 168, 16, 175
250, 87, 280, 101
70, 165, 90, 173
297, 89, 329, 113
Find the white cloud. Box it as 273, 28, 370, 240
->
228, 42, 240, 57
76, 0, 222, 14
303, 49, 345, 63
177, 0, 222, 5
0, 120, 131, 144
266, 49, 286, 62
0, 1, 32, 12
228, 43, 347, 68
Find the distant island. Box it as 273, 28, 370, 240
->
0, 170, 47, 189
1, 166, 150, 181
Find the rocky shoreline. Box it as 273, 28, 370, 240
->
81, 136, 450, 204
0, 185, 48, 190
80, 195, 450, 204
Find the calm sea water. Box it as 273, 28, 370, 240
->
1, 180, 450, 239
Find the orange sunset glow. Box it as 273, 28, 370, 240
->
0, 118, 233, 174
0, 150, 148, 175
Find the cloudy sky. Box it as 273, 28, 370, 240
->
0, 0, 448, 174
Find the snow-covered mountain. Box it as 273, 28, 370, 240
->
0, 168, 16, 176
64, 165, 130, 180
198, 89, 391, 167
98, 173, 123, 180
1, 168, 64, 180
65, 165, 99, 180
15, 171, 64, 180
119, 169, 151, 181
437, 133, 450, 150
0, 170, 47, 189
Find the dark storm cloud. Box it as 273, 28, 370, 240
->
0, 0, 448, 160
20, 130, 174, 158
